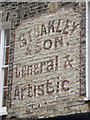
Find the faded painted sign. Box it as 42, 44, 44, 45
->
11, 7, 81, 117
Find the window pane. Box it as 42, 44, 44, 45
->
5, 47, 9, 65
3, 91, 7, 107
4, 68, 8, 86
6, 29, 10, 46
3, 68, 8, 107
3, 29, 10, 65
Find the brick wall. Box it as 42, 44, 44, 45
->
0, 2, 88, 119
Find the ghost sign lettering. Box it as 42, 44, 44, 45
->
11, 7, 81, 113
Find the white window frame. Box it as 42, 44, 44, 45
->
0, 22, 11, 116
84, 1, 90, 101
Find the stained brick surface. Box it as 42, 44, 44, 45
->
0, 2, 87, 119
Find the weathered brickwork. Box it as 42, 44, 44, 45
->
0, 2, 88, 119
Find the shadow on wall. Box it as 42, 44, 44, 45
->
2, 112, 90, 120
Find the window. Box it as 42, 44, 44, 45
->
84, 1, 90, 101
0, 22, 11, 116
